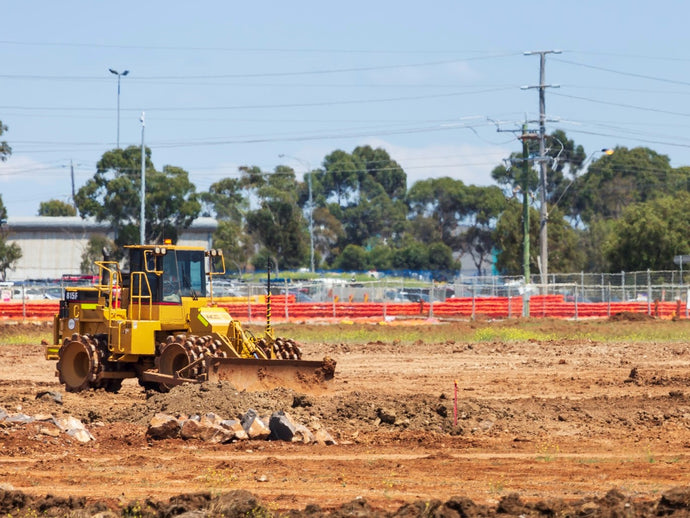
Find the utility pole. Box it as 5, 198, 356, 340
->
517, 124, 540, 317
520, 124, 531, 286
523, 50, 560, 289
495, 120, 538, 316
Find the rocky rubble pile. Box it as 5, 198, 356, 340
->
0, 392, 94, 443
146, 408, 337, 445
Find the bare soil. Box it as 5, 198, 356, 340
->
2, 318, 690, 516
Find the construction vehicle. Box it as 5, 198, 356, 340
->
45, 243, 335, 393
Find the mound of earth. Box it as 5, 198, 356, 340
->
609, 311, 655, 321
2, 486, 690, 517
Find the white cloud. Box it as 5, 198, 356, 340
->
363, 138, 510, 187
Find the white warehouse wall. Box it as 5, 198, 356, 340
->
4, 217, 217, 281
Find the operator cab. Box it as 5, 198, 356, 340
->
127, 245, 207, 304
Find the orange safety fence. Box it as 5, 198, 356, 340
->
0, 295, 686, 321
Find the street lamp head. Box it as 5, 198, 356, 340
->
109, 68, 118, 75
602, 148, 614, 156
122, 70, 129, 76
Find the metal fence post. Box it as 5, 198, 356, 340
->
574, 284, 579, 320
247, 284, 252, 324
647, 268, 652, 315
471, 284, 476, 321
607, 282, 611, 318
285, 278, 289, 320
580, 271, 584, 301
383, 279, 387, 320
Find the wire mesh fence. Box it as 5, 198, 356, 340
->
4, 269, 689, 321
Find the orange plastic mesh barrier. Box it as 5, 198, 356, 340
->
1, 297, 684, 321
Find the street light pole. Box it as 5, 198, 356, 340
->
109, 68, 129, 149
279, 154, 315, 273
140, 112, 146, 245
549, 148, 614, 216
307, 172, 314, 273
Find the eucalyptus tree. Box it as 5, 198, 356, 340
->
38, 200, 77, 217
0, 195, 21, 280
605, 193, 690, 272
75, 146, 200, 253
244, 165, 308, 271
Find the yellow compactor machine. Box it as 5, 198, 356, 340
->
45, 244, 335, 393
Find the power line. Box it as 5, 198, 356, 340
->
0, 55, 518, 82
0, 40, 519, 56
562, 127, 690, 150
552, 92, 690, 118
554, 57, 690, 87
0, 87, 514, 113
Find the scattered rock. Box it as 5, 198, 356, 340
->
146, 413, 181, 440
376, 407, 396, 425
146, 408, 334, 445
5, 413, 34, 424
478, 419, 494, 431
0, 409, 94, 443
269, 410, 297, 441
292, 393, 313, 408
314, 428, 337, 445
181, 418, 233, 443
221, 419, 248, 440
38, 425, 61, 438
35, 391, 63, 405
241, 409, 271, 440
292, 423, 314, 444
66, 428, 94, 443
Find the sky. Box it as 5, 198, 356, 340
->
1, 1, 690, 217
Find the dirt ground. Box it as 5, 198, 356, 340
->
3, 317, 690, 516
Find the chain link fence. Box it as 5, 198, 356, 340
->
454, 270, 688, 305
4, 269, 689, 321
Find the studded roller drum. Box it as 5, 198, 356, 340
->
272, 337, 303, 360
56, 334, 102, 393
156, 334, 229, 392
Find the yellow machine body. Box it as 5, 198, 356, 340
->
46, 244, 334, 393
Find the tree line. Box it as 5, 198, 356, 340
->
2, 120, 690, 278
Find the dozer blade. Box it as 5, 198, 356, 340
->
205, 356, 336, 393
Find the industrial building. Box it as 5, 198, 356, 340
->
4, 216, 217, 281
